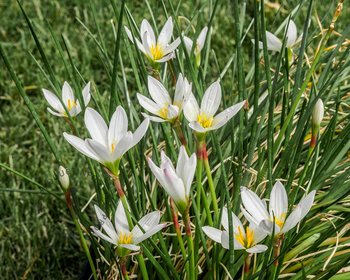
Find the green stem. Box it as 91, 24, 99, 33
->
184, 211, 195, 280
66, 191, 98, 280
242, 253, 252, 280
203, 157, 219, 218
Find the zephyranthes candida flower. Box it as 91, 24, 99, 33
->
203, 208, 268, 253
183, 80, 246, 133
63, 106, 149, 171
124, 17, 180, 63
255, 19, 301, 52
312, 99, 324, 126
137, 74, 192, 123
91, 201, 166, 255
241, 181, 316, 236
147, 146, 196, 213
43, 81, 91, 117
184, 26, 208, 67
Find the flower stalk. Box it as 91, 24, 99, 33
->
243, 253, 252, 279
184, 208, 195, 280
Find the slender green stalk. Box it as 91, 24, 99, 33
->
242, 253, 252, 280
184, 211, 195, 280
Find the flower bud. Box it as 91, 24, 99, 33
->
58, 166, 69, 190
312, 99, 324, 126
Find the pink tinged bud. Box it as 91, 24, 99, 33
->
58, 166, 70, 190
312, 99, 324, 126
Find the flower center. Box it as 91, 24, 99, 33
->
118, 232, 133, 245
273, 213, 286, 229
111, 143, 116, 153
158, 106, 169, 119
150, 44, 164, 60
235, 226, 255, 248
67, 99, 77, 111
197, 112, 213, 128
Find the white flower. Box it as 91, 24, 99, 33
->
137, 74, 192, 123
183, 81, 246, 133
43, 81, 91, 117
147, 146, 196, 213
125, 17, 180, 63
63, 106, 149, 166
183, 26, 208, 66
203, 208, 268, 253
255, 20, 301, 52
312, 99, 324, 126
241, 181, 316, 236
91, 201, 166, 252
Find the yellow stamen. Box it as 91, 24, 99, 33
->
197, 112, 213, 128
235, 226, 255, 248
67, 99, 77, 111
149, 44, 164, 60
274, 213, 286, 229
111, 143, 116, 152
159, 107, 169, 119
118, 232, 133, 245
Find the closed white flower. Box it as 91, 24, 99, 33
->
91, 201, 166, 253
312, 99, 324, 126
147, 146, 196, 213
203, 208, 268, 253
241, 181, 316, 236
125, 17, 180, 63
137, 74, 192, 123
183, 26, 208, 66
43, 81, 91, 117
183, 81, 246, 133
63, 106, 149, 166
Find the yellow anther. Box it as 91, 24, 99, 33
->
111, 143, 116, 152
197, 112, 213, 128
235, 226, 255, 248
150, 44, 164, 60
273, 213, 286, 229
67, 99, 77, 111
159, 107, 169, 119
118, 232, 133, 245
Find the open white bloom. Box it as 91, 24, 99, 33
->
312, 99, 324, 126
241, 181, 316, 236
203, 208, 268, 253
125, 17, 180, 63
91, 201, 166, 253
147, 146, 196, 213
183, 27, 208, 66
137, 74, 192, 123
255, 20, 301, 52
43, 81, 91, 117
63, 106, 149, 167
183, 81, 246, 133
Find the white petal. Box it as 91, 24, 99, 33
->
176, 146, 196, 196
221, 208, 244, 234
222, 230, 245, 250
148, 76, 172, 106
197, 26, 208, 51
141, 19, 156, 47
142, 113, 166, 123
157, 17, 173, 47
162, 161, 187, 202
183, 93, 200, 122
188, 121, 208, 133
119, 243, 140, 251
265, 31, 282, 52
137, 93, 161, 115
252, 222, 269, 243
63, 132, 101, 162
269, 181, 288, 221
281, 206, 302, 234
114, 200, 130, 234
94, 205, 118, 242
132, 211, 161, 239
62, 82, 75, 105
111, 131, 133, 160
43, 89, 64, 113
84, 108, 108, 146
202, 226, 222, 244
155, 52, 175, 63
133, 223, 166, 244
131, 118, 149, 146
246, 245, 268, 254
201, 81, 221, 117
82, 82, 91, 107
91, 226, 116, 244
183, 36, 193, 53
87, 139, 113, 163
124, 26, 146, 54
241, 187, 270, 223
299, 191, 316, 219
160, 150, 175, 171
286, 20, 297, 48
167, 104, 179, 119
47, 107, 64, 117
211, 100, 246, 129
241, 205, 260, 226
109, 106, 128, 148
163, 37, 181, 55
